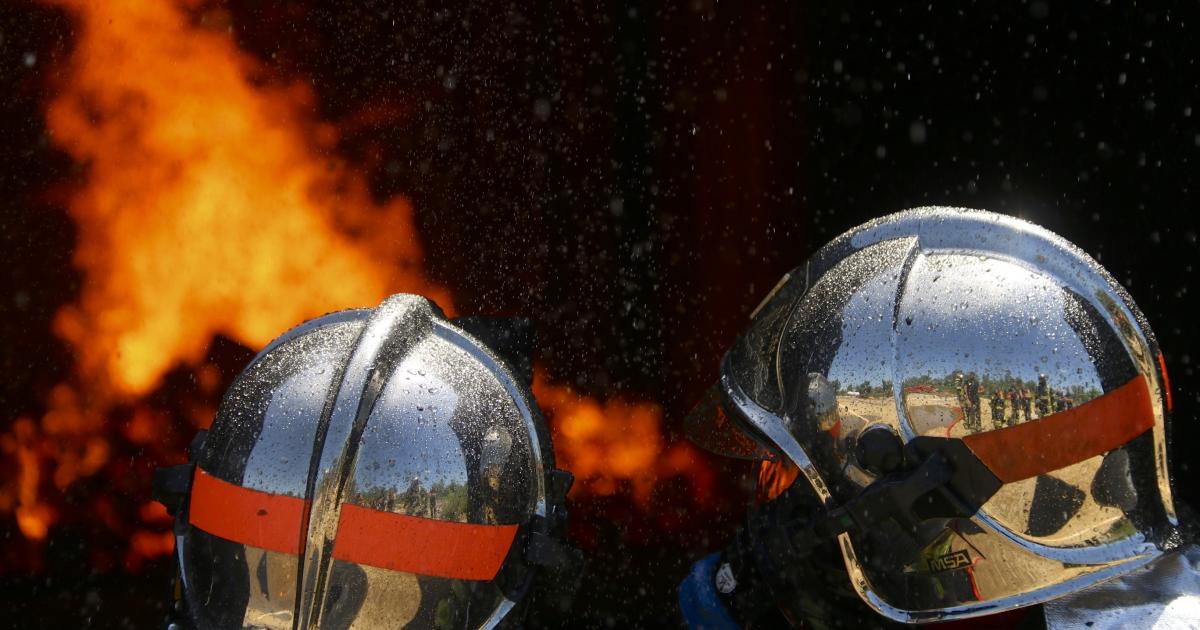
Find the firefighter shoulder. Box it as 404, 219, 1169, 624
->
679, 208, 1197, 629
153, 294, 580, 629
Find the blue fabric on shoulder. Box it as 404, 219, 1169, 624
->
678, 553, 743, 630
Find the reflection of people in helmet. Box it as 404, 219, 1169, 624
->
1006, 386, 1020, 427
964, 373, 981, 432
990, 389, 1006, 429
679, 209, 1195, 629
153, 294, 580, 629
1036, 374, 1052, 418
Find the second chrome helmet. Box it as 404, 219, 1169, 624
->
688, 207, 1179, 622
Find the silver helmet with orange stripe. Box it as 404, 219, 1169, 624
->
153, 294, 579, 629
685, 207, 1181, 623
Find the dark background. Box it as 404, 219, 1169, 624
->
1, 1, 1197, 627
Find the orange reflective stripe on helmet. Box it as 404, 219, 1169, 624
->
188, 468, 518, 580
755, 375, 1154, 501
189, 467, 306, 555
334, 503, 517, 580
961, 376, 1155, 483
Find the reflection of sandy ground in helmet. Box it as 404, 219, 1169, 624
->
983, 456, 1128, 548
242, 548, 299, 629
947, 519, 1100, 602
905, 394, 960, 436
899, 392, 1014, 438
834, 392, 1041, 438
907, 395, 1129, 548
835, 393, 984, 437
837, 394, 1131, 550
238, 548, 420, 628
836, 395, 897, 427
351, 565, 420, 629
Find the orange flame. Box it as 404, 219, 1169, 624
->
534, 373, 713, 508
3, 0, 711, 569
5, 0, 448, 562
44, 0, 449, 398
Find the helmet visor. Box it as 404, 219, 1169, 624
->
684, 267, 811, 462
684, 384, 780, 461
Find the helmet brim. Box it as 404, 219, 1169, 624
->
684, 383, 780, 461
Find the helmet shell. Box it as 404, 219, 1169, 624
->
692, 208, 1178, 622
174, 294, 552, 629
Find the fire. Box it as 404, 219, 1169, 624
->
44, 0, 449, 397
534, 373, 713, 508
5, 0, 446, 565
2, 0, 711, 571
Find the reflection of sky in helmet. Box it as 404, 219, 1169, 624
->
353, 356, 469, 494
899, 254, 1102, 391
827, 252, 1103, 393
825, 252, 904, 391
243, 363, 336, 497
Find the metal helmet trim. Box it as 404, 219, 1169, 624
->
838, 532, 1159, 623
294, 295, 480, 626
719, 360, 834, 504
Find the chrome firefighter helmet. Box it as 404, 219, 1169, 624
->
687, 208, 1180, 622
154, 294, 577, 629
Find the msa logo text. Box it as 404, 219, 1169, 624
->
928, 550, 972, 573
